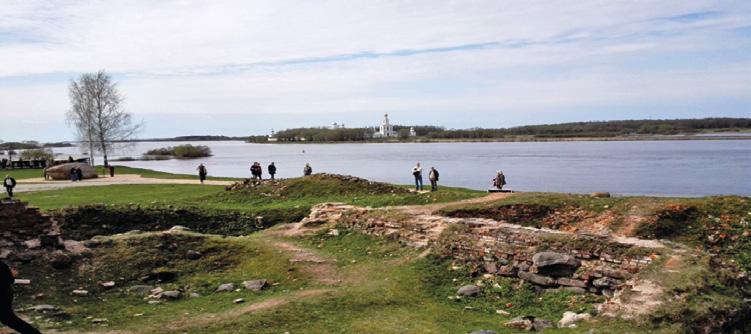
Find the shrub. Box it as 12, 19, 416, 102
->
144, 144, 211, 159
173, 144, 211, 158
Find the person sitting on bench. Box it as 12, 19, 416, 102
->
493, 170, 506, 190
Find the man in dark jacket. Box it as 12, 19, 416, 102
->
3, 176, 15, 198
0, 261, 41, 333
428, 167, 439, 192
268, 162, 277, 180
303, 163, 312, 176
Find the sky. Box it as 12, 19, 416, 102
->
0, 0, 750, 142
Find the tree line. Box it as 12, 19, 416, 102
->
425, 118, 751, 139
254, 118, 751, 142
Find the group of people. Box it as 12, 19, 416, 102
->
411, 163, 507, 192
411, 162, 440, 192
69, 166, 84, 182
197, 162, 319, 183
196, 160, 507, 191
249, 162, 277, 180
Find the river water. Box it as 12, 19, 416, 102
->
52, 140, 750, 197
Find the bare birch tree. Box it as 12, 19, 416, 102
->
67, 70, 140, 168
68, 77, 97, 165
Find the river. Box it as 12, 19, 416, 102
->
52, 140, 750, 197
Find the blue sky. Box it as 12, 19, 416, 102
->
0, 0, 750, 141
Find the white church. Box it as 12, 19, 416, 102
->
373, 113, 416, 138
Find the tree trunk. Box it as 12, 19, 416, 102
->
88, 141, 95, 167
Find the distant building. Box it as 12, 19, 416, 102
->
373, 114, 396, 138
409, 127, 417, 137
268, 129, 278, 142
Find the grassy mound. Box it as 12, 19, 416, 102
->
226, 173, 411, 196
21, 174, 481, 239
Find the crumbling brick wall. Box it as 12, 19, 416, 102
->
0, 199, 63, 263
302, 203, 662, 295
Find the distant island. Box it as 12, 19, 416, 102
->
250, 117, 751, 143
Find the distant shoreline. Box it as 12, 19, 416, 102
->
251, 134, 751, 144
107, 134, 751, 144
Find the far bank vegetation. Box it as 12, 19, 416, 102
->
259, 117, 751, 143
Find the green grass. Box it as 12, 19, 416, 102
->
17, 184, 225, 210
110, 165, 241, 181
1, 168, 47, 180
1, 165, 240, 181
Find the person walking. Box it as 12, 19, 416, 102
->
197, 163, 207, 184
3, 176, 16, 198
70, 167, 78, 182
76, 167, 83, 181
0, 261, 42, 334
109, 165, 115, 178
428, 167, 439, 192
493, 170, 506, 190
268, 162, 277, 180
412, 162, 423, 191
303, 163, 312, 176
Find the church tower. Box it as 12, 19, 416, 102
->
380, 113, 394, 137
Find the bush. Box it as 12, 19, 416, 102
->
144, 144, 211, 159
144, 147, 173, 156
173, 144, 211, 158
20, 148, 54, 161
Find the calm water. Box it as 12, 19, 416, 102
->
54, 140, 751, 197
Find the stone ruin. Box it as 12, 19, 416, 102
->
301, 203, 663, 296
0, 199, 79, 269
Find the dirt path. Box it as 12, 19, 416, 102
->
271, 240, 342, 285
395, 192, 511, 215
15, 174, 233, 193
162, 238, 342, 332
164, 288, 333, 332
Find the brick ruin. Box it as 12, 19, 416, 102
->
301, 203, 665, 296
0, 199, 72, 267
